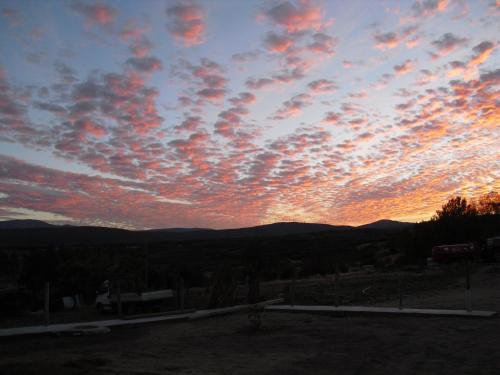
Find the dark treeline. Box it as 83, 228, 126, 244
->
1, 193, 498, 313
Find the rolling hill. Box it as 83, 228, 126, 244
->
0, 219, 58, 229
358, 219, 413, 230
0, 219, 409, 246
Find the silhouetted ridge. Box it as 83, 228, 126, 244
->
0, 219, 411, 245
0, 219, 57, 229
358, 219, 413, 230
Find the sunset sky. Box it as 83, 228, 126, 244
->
0, 0, 498, 229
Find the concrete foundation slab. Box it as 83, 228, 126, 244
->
265, 305, 498, 318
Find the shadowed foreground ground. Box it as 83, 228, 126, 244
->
1, 266, 499, 375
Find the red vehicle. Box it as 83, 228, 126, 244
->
431, 243, 479, 263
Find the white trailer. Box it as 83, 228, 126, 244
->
95, 281, 174, 313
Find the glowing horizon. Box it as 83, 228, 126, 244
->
0, 0, 498, 230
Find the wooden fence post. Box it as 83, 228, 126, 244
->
144, 243, 149, 290
334, 263, 340, 307
117, 280, 123, 318
44, 282, 50, 325
398, 274, 403, 310
179, 277, 185, 310
465, 261, 472, 312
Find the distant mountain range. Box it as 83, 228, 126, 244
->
0, 219, 59, 229
358, 219, 413, 230
0, 219, 413, 245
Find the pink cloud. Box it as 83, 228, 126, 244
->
469, 41, 495, 66
261, 0, 327, 33
341, 102, 362, 115
166, 2, 206, 46
358, 132, 374, 140
394, 59, 415, 75
175, 116, 202, 132
120, 20, 149, 41
406, 36, 421, 48
272, 93, 311, 120
173, 58, 228, 105
245, 77, 275, 90
308, 79, 337, 94
246, 152, 281, 182
446, 41, 495, 80
255, 2, 336, 94
129, 37, 153, 58
214, 91, 257, 142
197, 88, 225, 100
395, 99, 417, 111
322, 111, 342, 124
373, 31, 400, 50
74, 118, 107, 139
373, 26, 418, 50
430, 33, 467, 59
372, 73, 395, 90
410, 0, 449, 19
348, 117, 368, 129
0, 155, 198, 229
307, 32, 336, 55
342, 60, 353, 68
348, 90, 368, 99
170, 131, 209, 156
231, 50, 261, 63
447, 60, 466, 77
1, 7, 21, 26
264, 32, 294, 53
0, 69, 35, 138
416, 69, 438, 85
126, 56, 163, 73
72, 2, 116, 26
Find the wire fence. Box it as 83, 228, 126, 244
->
2, 261, 498, 330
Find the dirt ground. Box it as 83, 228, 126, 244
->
0, 265, 499, 375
